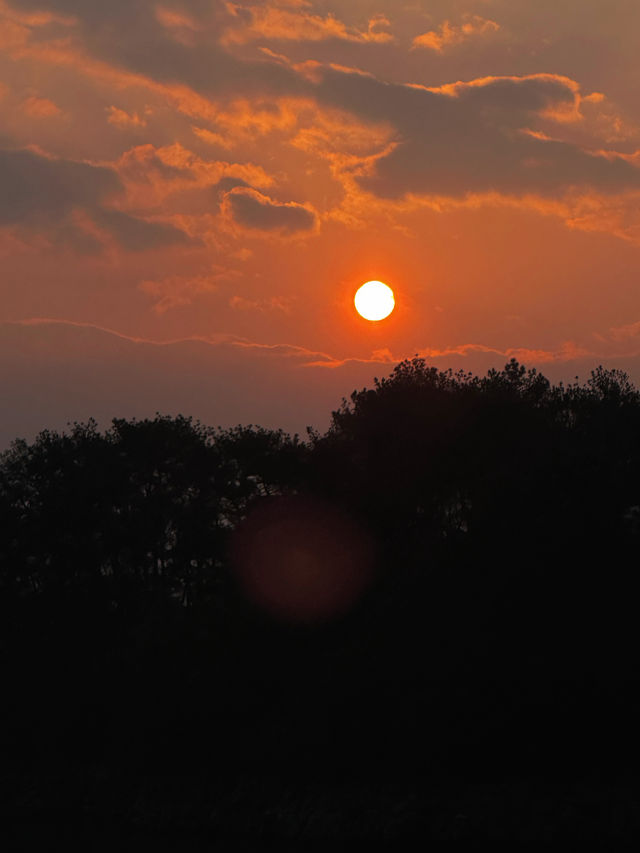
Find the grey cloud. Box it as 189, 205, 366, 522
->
319, 68, 576, 130
11, 2, 640, 204
0, 148, 190, 249
94, 209, 191, 251
213, 176, 251, 194
0, 148, 118, 223
8, 0, 303, 98
226, 188, 317, 233
210, 176, 251, 213
315, 68, 640, 199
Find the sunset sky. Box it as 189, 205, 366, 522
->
2, 0, 640, 443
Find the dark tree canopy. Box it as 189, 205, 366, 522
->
2, 358, 640, 780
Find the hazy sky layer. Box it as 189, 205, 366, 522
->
2, 0, 640, 442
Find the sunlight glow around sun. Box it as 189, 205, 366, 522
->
354, 281, 396, 322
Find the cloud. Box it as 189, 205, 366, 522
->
0, 147, 116, 222
416, 341, 590, 365
223, 2, 392, 45
3, 0, 304, 104
192, 97, 302, 145
0, 146, 190, 250
94, 208, 193, 250
609, 319, 640, 343
0, 318, 395, 443
106, 105, 147, 128
116, 143, 273, 190
0, 0, 75, 27
155, 5, 200, 43
212, 175, 251, 194
223, 186, 318, 234
302, 341, 590, 370
310, 67, 640, 239
111, 143, 274, 218
413, 16, 500, 52
229, 294, 292, 313
21, 95, 62, 117
4, 1, 640, 256
5, 318, 640, 449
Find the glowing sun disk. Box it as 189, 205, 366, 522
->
355, 281, 395, 322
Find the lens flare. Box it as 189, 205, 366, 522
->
230, 495, 375, 624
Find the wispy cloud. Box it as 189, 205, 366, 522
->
21, 95, 62, 118
413, 16, 500, 52
229, 295, 293, 314
223, 2, 392, 45
106, 105, 147, 129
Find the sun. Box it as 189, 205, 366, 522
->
355, 281, 395, 322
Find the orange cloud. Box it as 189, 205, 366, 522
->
113, 143, 274, 210
106, 105, 148, 129
223, 2, 392, 45
155, 5, 199, 42
426, 72, 580, 100
21, 95, 62, 117
0, 0, 75, 28
609, 321, 640, 342
307, 66, 640, 240
192, 96, 303, 147
305, 341, 590, 370
191, 126, 230, 149
413, 15, 500, 52
0, 15, 29, 49
2, 317, 594, 373
0, 14, 225, 130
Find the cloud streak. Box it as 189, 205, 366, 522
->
223, 2, 392, 45
413, 16, 500, 52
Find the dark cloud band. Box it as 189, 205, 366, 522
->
0, 147, 191, 250
225, 187, 317, 233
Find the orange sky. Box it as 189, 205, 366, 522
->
3, 0, 640, 443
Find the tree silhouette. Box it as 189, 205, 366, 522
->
3, 359, 640, 782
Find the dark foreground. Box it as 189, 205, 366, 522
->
4, 360, 640, 840
5, 772, 640, 842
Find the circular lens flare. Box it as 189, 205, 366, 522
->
230, 495, 375, 624
355, 281, 395, 322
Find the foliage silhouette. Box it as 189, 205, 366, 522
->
2, 359, 640, 783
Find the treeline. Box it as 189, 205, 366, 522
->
2, 358, 640, 778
